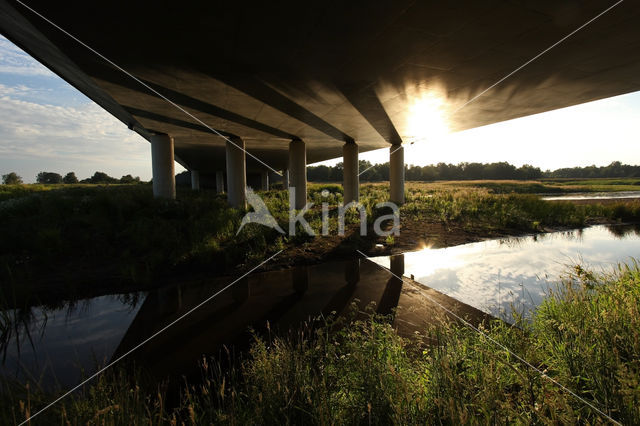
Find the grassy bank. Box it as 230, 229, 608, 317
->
1, 181, 639, 296
4, 261, 639, 424
449, 177, 640, 194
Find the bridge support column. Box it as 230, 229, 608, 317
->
389, 143, 404, 204
226, 137, 246, 208
260, 170, 269, 191
151, 133, 175, 199
288, 139, 307, 209
216, 171, 224, 193
343, 141, 359, 203
191, 170, 200, 191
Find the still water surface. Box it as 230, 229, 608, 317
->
542, 191, 640, 201
1, 224, 639, 389
372, 224, 640, 318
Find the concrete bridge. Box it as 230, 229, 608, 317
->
2, 1, 639, 207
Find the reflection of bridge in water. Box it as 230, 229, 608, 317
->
112, 255, 489, 382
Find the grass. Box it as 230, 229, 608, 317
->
1, 181, 639, 297
3, 261, 639, 424
387, 182, 640, 232
199, 261, 640, 424
447, 178, 640, 194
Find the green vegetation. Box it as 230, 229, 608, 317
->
1, 173, 22, 185
547, 161, 640, 179
308, 160, 640, 183
1, 181, 639, 292
383, 182, 640, 231
62, 172, 78, 184
36, 171, 63, 184
422, 178, 640, 194
540, 177, 640, 193
308, 160, 543, 182
4, 261, 639, 424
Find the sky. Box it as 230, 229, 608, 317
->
1, 34, 639, 183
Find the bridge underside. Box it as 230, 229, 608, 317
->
2, 1, 640, 201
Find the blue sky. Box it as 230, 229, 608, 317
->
1, 34, 639, 183
0, 36, 152, 183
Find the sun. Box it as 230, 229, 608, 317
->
406, 92, 450, 145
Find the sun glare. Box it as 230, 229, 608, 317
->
406, 93, 450, 144
408, 245, 468, 278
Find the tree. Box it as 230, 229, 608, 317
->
62, 172, 79, 184
2, 172, 23, 184
120, 174, 140, 184
517, 164, 542, 180
89, 171, 119, 184
36, 171, 63, 184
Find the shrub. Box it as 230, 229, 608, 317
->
1, 172, 22, 185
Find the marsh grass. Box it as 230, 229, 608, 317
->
445, 178, 640, 194
1, 183, 639, 292
398, 183, 640, 231
4, 261, 639, 424
190, 261, 640, 425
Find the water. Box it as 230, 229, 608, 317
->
2, 259, 476, 389
2, 224, 639, 389
372, 224, 640, 318
0, 295, 144, 388
542, 191, 640, 201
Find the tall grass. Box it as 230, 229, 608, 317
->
5, 261, 638, 424
2, 183, 639, 292
186, 260, 640, 424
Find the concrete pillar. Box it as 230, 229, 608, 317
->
288, 139, 307, 209
343, 142, 359, 203
389, 143, 405, 204
379, 254, 405, 317
292, 267, 309, 295
232, 276, 250, 303
344, 258, 360, 286
390, 254, 405, 277
283, 169, 290, 189
150, 133, 175, 199
225, 137, 246, 208
191, 170, 200, 191
260, 170, 269, 191
216, 170, 224, 193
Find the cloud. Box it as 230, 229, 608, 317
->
0, 36, 55, 77
0, 84, 154, 180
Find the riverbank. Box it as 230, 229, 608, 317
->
2, 180, 640, 304
3, 260, 639, 424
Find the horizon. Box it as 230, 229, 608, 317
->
2, 35, 640, 183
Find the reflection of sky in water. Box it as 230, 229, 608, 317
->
373, 225, 640, 319
542, 191, 640, 201
1, 295, 143, 388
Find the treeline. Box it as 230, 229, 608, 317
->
308, 160, 640, 182
308, 161, 543, 182
1, 171, 142, 185
546, 161, 640, 178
